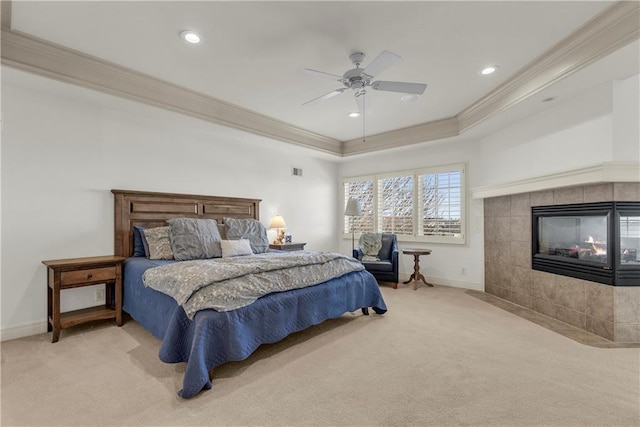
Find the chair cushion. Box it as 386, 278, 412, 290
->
377, 234, 396, 259
362, 260, 394, 272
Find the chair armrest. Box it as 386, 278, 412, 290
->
390, 239, 399, 265
391, 238, 399, 283
353, 247, 364, 260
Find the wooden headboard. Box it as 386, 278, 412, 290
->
112, 189, 261, 257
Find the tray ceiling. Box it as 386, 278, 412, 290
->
2, 1, 639, 156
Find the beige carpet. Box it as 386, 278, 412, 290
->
1, 285, 639, 426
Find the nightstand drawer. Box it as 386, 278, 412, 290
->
61, 266, 116, 286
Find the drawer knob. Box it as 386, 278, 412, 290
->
87, 273, 93, 279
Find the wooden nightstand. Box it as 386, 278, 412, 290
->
42, 255, 125, 343
269, 243, 307, 251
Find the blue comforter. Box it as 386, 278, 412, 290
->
123, 256, 387, 398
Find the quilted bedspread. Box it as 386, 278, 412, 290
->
142, 251, 364, 317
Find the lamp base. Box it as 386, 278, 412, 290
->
272, 229, 285, 244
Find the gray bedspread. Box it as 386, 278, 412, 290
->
142, 251, 364, 318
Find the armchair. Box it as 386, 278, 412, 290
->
353, 233, 399, 289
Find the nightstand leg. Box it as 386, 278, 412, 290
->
115, 265, 123, 326
47, 282, 53, 333
52, 327, 61, 343
51, 285, 61, 343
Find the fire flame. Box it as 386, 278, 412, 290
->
585, 236, 606, 256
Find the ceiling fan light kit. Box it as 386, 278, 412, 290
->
401, 94, 420, 102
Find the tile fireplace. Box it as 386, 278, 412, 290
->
532, 202, 640, 286
484, 182, 640, 343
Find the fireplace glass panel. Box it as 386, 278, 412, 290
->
620, 215, 640, 265
537, 215, 608, 264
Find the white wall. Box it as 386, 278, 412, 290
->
1, 68, 339, 339
612, 74, 640, 164
474, 81, 615, 188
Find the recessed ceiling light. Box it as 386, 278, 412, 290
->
401, 94, 420, 102
480, 65, 499, 75
180, 30, 201, 44
348, 112, 360, 118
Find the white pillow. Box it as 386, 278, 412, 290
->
220, 239, 253, 258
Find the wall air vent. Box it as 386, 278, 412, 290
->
292, 167, 303, 177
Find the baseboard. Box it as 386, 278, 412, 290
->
1, 321, 47, 342
400, 275, 483, 291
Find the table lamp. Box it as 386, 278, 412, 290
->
269, 215, 287, 244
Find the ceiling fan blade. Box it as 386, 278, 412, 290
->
362, 50, 401, 78
372, 81, 427, 95
303, 68, 345, 82
302, 88, 348, 107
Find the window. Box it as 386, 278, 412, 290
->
343, 164, 465, 244
344, 177, 374, 235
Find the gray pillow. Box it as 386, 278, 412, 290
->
167, 218, 222, 260
224, 217, 269, 254
143, 226, 174, 260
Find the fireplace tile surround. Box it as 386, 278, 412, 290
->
484, 182, 640, 343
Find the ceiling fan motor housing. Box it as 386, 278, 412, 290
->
343, 67, 370, 90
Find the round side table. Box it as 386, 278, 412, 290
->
402, 249, 433, 290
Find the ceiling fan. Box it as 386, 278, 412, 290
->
302, 50, 427, 115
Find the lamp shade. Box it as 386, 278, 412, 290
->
269, 215, 286, 229
344, 198, 362, 216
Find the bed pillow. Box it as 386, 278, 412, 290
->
359, 232, 382, 261
143, 226, 174, 260
167, 218, 222, 261
224, 217, 269, 254
220, 239, 253, 258
133, 225, 147, 257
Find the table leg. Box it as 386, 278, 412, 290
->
403, 273, 416, 284
115, 265, 123, 326
51, 283, 61, 343
414, 271, 433, 289
403, 254, 434, 290
47, 278, 53, 333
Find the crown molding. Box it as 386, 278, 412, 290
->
0, 29, 343, 155
457, 1, 640, 134
1, 1, 638, 157
471, 162, 640, 199
341, 117, 459, 156
1, 0, 11, 30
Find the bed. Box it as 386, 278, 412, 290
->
112, 189, 387, 398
